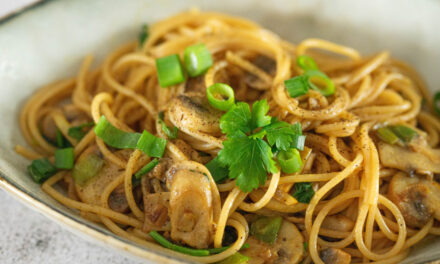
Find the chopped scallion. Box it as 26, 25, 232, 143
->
183, 43, 213, 77
94, 116, 141, 149
250, 216, 283, 244
149, 231, 210, 256
54, 147, 74, 169
297, 55, 319, 71
72, 153, 104, 186
156, 54, 186, 88
290, 134, 306, 151
304, 70, 335, 96
68, 122, 94, 141
207, 83, 235, 111
376, 127, 399, 145
216, 253, 250, 264
277, 148, 302, 174
434, 92, 440, 116
136, 130, 167, 158
138, 24, 149, 46
134, 158, 159, 180
390, 125, 418, 143
28, 158, 57, 184
284, 75, 309, 98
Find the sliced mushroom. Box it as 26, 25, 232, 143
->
167, 93, 222, 134
168, 167, 214, 248
388, 173, 440, 228
319, 248, 351, 264
378, 142, 440, 174
321, 215, 355, 232
241, 220, 304, 264
173, 139, 211, 163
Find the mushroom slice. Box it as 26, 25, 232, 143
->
388, 173, 440, 228
319, 248, 351, 264
378, 142, 440, 173
242, 220, 304, 264
167, 93, 222, 134
168, 168, 214, 248
321, 215, 355, 232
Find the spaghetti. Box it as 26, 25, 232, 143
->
16, 9, 440, 264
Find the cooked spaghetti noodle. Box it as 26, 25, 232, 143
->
16, 10, 440, 264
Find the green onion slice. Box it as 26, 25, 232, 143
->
376, 127, 399, 145
284, 76, 309, 98
149, 231, 210, 256
292, 182, 315, 203
94, 116, 141, 149
250, 216, 283, 244
297, 55, 319, 71
55, 147, 74, 169
68, 122, 94, 141
72, 153, 104, 186
206, 83, 235, 111
134, 158, 159, 180
277, 148, 302, 174
183, 43, 213, 77
156, 54, 186, 88
290, 134, 306, 151
390, 125, 418, 143
216, 253, 250, 264
434, 92, 440, 116
160, 121, 178, 139
28, 158, 57, 184
138, 24, 149, 46
136, 131, 167, 158
304, 70, 335, 96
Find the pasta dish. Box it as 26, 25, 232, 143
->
15, 10, 440, 264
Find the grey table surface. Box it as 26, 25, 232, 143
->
0, 188, 147, 264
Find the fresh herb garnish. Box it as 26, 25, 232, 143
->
138, 24, 149, 46
215, 99, 305, 192
292, 182, 315, 203
158, 112, 178, 139
68, 122, 94, 141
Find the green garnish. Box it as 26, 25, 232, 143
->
216, 253, 249, 264
183, 43, 213, 77
376, 127, 399, 145
28, 158, 57, 184
156, 54, 186, 88
68, 122, 94, 141
304, 70, 335, 97
134, 158, 159, 180
54, 147, 74, 169
149, 231, 210, 256
250, 216, 283, 244
297, 55, 319, 71
72, 153, 104, 186
207, 83, 235, 111
94, 116, 141, 149
284, 75, 309, 98
303, 242, 308, 251
136, 130, 167, 158
205, 157, 229, 183
390, 125, 418, 143
158, 112, 178, 139
215, 99, 305, 192
277, 148, 302, 174
55, 129, 72, 148
292, 182, 315, 203
138, 24, 149, 46
434, 92, 440, 116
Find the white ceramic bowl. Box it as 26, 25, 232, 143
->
1, 0, 439, 263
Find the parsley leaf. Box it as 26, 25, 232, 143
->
292, 182, 315, 203
218, 132, 278, 192
205, 157, 229, 183
220, 102, 252, 136
251, 99, 271, 130
264, 119, 304, 151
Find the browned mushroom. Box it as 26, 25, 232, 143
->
167, 93, 222, 134
319, 248, 351, 264
321, 215, 355, 232
167, 167, 214, 248
388, 173, 440, 228
241, 220, 304, 264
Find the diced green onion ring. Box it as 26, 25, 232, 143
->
28, 158, 57, 184
136, 130, 167, 158
390, 125, 418, 143
297, 55, 319, 71
55, 147, 74, 169
216, 253, 250, 264
94, 116, 141, 149
376, 127, 399, 144
183, 43, 213, 77
207, 83, 235, 111
304, 70, 335, 96
250, 216, 283, 244
156, 54, 186, 88
278, 148, 302, 174
284, 75, 309, 98
72, 153, 104, 186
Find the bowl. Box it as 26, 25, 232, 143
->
0, 0, 439, 263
